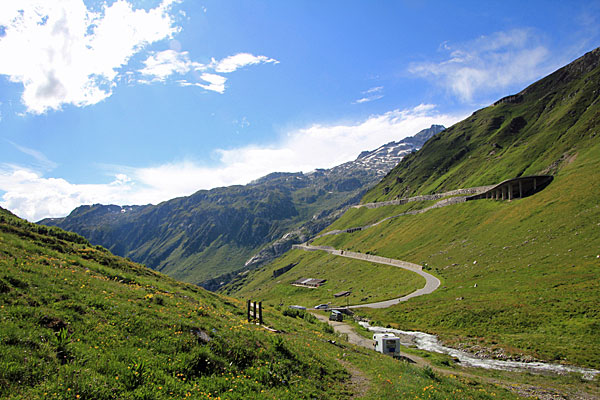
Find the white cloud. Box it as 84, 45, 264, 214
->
0, 167, 139, 222
0, 104, 465, 221
0, 0, 179, 114
365, 86, 383, 94
139, 49, 202, 81
213, 53, 279, 73
196, 73, 227, 93
354, 95, 384, 104
354, 86, 384, 104
409, 29, 554, 102
138, 51, 277, 92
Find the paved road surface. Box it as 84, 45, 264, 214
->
294, 244, 440, 308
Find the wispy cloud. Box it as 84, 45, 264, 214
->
0, 0, 180, 114
354, 86, 384, 104
138, 50, 278, 93
195, 73, 227, 93
0, 104, 465, 221
365, 86, 383, 94
5, 141, 58, 171
176, 73, 228, 93
409, 29, 556, 102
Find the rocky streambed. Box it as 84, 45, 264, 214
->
359, 322, 600, 380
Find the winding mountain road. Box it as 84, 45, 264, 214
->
293, 243, 440, 308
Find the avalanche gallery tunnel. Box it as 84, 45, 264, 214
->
466, 175, 554, 201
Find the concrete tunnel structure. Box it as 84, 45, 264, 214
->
466, 175, 553, 201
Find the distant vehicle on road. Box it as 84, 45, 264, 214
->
329, 310, 344, 321
288, 305, 306, 310
314, 304, 329, 309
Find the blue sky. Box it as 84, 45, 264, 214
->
1, 0, 599, 221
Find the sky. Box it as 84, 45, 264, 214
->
1, 1, 599, 221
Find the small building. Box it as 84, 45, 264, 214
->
373, 333, 401, 356
292, 278, 327, 288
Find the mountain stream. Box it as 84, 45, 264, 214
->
359, 322, 599, 380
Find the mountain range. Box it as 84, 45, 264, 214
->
40, 125, 444, 287
364, 47, 600, 202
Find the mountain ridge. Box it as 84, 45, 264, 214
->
40, 125, 444, 286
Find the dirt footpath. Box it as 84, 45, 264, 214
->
311, 313, 426, 366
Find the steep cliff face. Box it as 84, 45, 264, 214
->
40, 125, 444, 286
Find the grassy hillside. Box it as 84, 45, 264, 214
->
313, 140, 600, 369
0, 208, 520, 399
364, 47, 600, 203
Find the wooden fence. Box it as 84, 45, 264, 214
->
247, 300, 263, 324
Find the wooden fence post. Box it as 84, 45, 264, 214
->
247, 299, 251, 322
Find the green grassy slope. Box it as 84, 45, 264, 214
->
363, 47, 600, 203
321, 199, 439, 234
314, 141, 600, 368
0, 208, 519, 399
